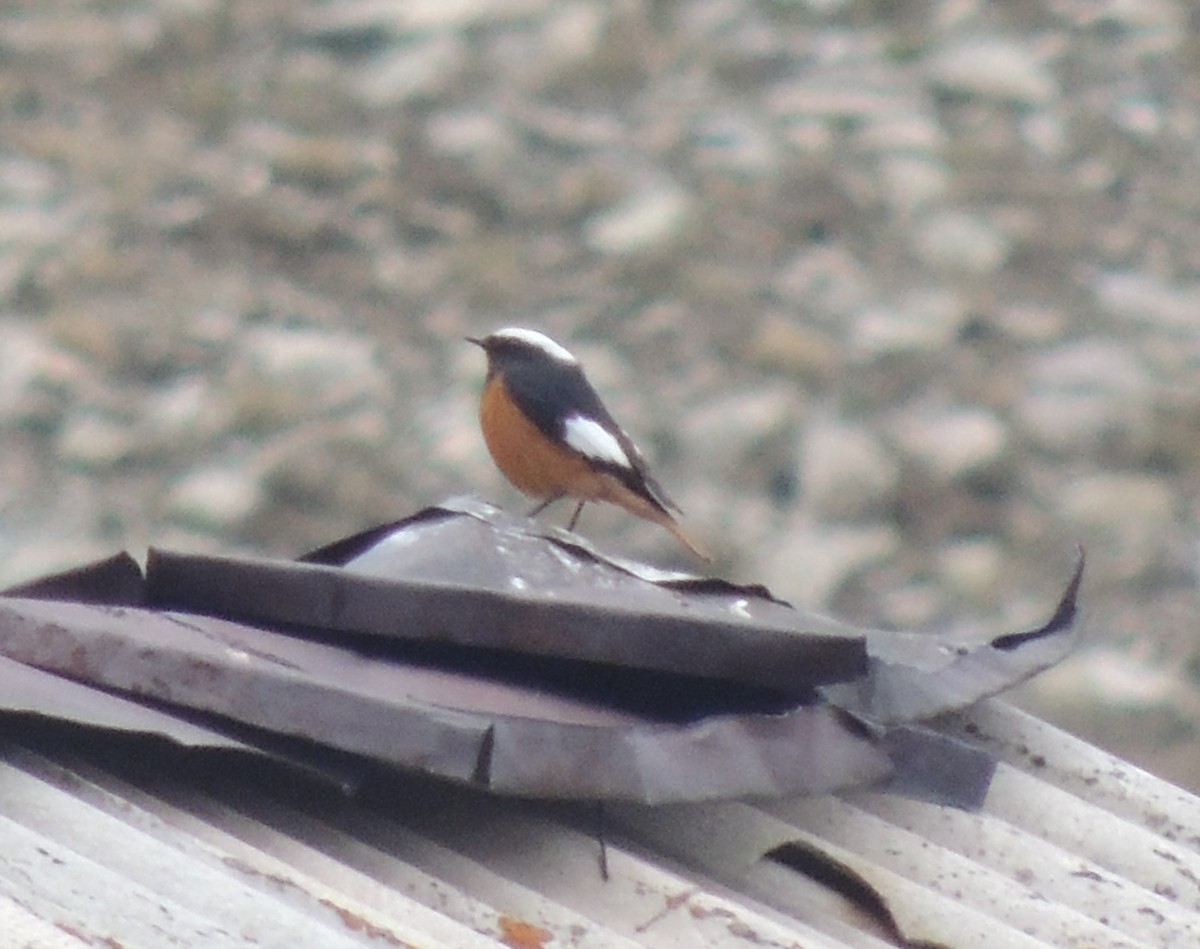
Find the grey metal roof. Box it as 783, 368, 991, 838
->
1, 697, 1197, 948
0, 505, 1193, 947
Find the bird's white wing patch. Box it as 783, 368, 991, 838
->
563, 415, 631, 468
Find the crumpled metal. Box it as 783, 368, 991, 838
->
0, 498, 1083, 806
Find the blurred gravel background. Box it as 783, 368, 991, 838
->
1, 0, 1197, 789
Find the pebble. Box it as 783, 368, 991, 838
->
858, 115, 949, 215
352, 33, 467, 104
1015, 339, 1154, 458
1020, 109, 1068, 157
877, 152, 950, 217
145, 375, 233, 446
236, 123, 390, 188
987, 303, 1066, 343
759, 520, 901, 608
747, 317, 844, 381
892, 405, 1008, 481
679, 385, 802, 489
55, 409, 140, 471
801, 415, 899, 520
228, 327, 389, 427
537, 1, 610, 74
691, 110, 779, 178
1015, 646, 1192, 773
935, 536, 1006, 605
1057, 473, 1176, 580
850, 289, 967, 357
302, 0, 544, 43
873, 579, 946, 630
425, 108, 517, 184
0, 158, 72, 301
927, 37, 1057, 105
912, 210, 1013, 275
773, 247, 875, 321
1066, 0, 1185, 43
165, 463, 264, 533
584, 182, 694, 256
0, 323, 85, 429
1091, 269, 1200, 334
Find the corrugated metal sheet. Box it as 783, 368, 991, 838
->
0, 698, 1196, 948
0, 511, 1188, 947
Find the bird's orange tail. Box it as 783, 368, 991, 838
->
659, 513, 711, 562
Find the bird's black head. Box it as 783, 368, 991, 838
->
468, 328, 579, 378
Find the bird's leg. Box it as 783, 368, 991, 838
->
526, 494, 563, 518
567, 500, 586, 531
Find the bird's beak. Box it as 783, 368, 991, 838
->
465, 336, 483, 347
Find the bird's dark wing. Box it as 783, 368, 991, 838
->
501, 358, 681, 514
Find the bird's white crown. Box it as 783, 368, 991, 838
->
488, 327, 577, 364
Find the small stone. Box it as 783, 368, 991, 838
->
747, 317, 844, 381
302, 0, 540, 43
228, 327, 389, 429
1057, 473, 1176, 580
1112, 96, 1164, 141
0, 157, 71, 301
877, 152, 949, 216
1014, 646, 1187, 762
584, 182, 693, 255
859, 114, 949, 215
913, 210, 1012, 276
874, 580, 946, 630
0, 322, 88, 428
538, 1, 608, 72
928, 38, 1057, 105
679, 385, 801, 490
988, 304, 1066, 343
237, 122, 390, 188
796, 0, 851, 13
757, 520, 901, 607
936, 536, 1006, 604
146, 375, 231, 445
1091, 269, 1200, 333
425, 108, 516, 182
801, 416, 899, 520
1070, 0, 1185, 39
1021, 110, 1068, 157
774, 246, 876, 322
1015, 339, 1153, 457
166, 463, 264, 533
229, 184, 335, 246
691, 110, 778, 178
893, 406, 1009, 481
352, 33, 466, 105
55, 409, 138, 470
851, 288, 967, 356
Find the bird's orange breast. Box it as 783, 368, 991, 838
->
479, 375, 601, 500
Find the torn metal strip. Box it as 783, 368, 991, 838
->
2, 552, 144, 606
145, 529, 869, 694
0, 597, 890, 801
0, 654, 244, 750
820, 550, 1084, 726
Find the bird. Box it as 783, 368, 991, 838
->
468, 327, 708, 560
